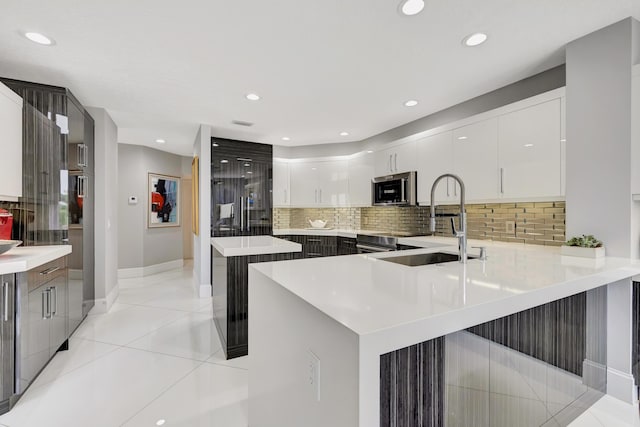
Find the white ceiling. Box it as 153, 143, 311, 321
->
0, 0, 637, 156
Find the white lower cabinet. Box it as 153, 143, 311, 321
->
289, 160, 348, 207
497, 98, 562, 199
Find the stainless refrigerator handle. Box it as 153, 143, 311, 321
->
3, 282, 8, 322
51, 286, 57, 316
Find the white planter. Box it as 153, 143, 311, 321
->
560, 245, 605, 258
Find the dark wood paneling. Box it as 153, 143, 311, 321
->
213, 251, 302, 359
337, 237, 358, 255
380, 337, 444, 427
467, 292, 586, 376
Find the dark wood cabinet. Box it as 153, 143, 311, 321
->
279, 235, 338, 258
337, 237, 358, 255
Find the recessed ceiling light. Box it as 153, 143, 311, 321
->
340, 132, 349, 136
560, 138, 566, 142
281, 137, 290, 141
221, 159, 229, 163
462, 32, 488, 47
24, 32, 54, 46
156, 420, 166, 426
247, 171, 253, 174
244, 163, 251, 167
212, 143, 219, 147
155, 139, 165, 144
524, 143, 534, 148
457, 136, 468, 140
367, 150, 373, 154
404, 100, 419, 107
246, 93, 260, 101
399, 0, 425, 16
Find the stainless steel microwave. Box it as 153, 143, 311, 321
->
372, 171, 417, 206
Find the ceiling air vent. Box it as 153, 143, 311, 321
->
232, 120, 254, 127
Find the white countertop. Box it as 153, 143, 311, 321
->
250, 237, 640, 353
0, 245, 72, 275
211, 236, 302, 257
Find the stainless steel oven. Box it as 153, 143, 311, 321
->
356, 234, 398, 253
372, 171, 417, 206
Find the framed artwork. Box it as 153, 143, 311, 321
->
148, 173, 180, 228
191, 156, 199, 235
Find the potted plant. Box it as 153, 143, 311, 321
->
560, 234, 605, 258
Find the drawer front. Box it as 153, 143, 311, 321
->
28, 257, 68, 292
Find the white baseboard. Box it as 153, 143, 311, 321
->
118, 259, 184, 279
197, 278, 212, 298
582, 359, 607, 390
91, 282, 120, 314
607, 367, 639, 404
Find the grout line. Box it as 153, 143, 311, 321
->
117, 360, 207, 426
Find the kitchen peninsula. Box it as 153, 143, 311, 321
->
248, 238, 640, 427
211, 236, 302, 359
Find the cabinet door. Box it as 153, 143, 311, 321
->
347, 153, 374, 206
48, 274, 68, 356
0, 275, 15, 401
498, 99, 562, 198
24, 284, 50, 388
273, 159, 290, 207
317, 160, 348, 207
374, 141, 417, 176
416, 131, 454, 205
0, 84, 22, 200
289, 162, 321, 207
453, 118, 499, 201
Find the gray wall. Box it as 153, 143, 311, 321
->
118, 143, 187, 269
87, 107, 119, 312
193, 125, 212, 296
566, 18, 637, 257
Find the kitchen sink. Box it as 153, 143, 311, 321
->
380, 251, 476, 266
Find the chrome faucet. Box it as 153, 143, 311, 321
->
429, 174, 467, 263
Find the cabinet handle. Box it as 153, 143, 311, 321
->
284, 189, 287, 204
40, 266, 60, 276
3, 282, 8, 322
389, 155, 393, 173
394, 153, 397, 172
447, 178, 450, 197
307, 239, 322, 243
78, 144, 88, 168
78, 175, 88, 198
41, 290, 48, 319
50, 286, 57, 316
319, 189, 322, 203
84, 145, 89, 168
500, 168, 504, 194
240, 197, 245, 231
314, 189, 317, 203
76, 144, 82, 168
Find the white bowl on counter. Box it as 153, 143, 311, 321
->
0, 240, 22, 256
308, 220, 328, 229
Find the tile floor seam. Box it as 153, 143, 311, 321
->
24, 343, 121, 392
116, 361, 207, 427
446, 382, 570, 405
121, 343, 220, 363
118, 310, 194, 347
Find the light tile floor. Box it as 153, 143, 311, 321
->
0, 264, 636, 426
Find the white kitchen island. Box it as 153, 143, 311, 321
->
248, 238, 640, 427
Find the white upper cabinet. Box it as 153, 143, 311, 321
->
347, 152, 374, 206
416, 131, 454, 205
273, 159, 290, 207
0, 82, 23, 201
452, 118, 499, 201
497, 98, 562, 199
373, 141, 416, 176
289, 160, 348, 207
